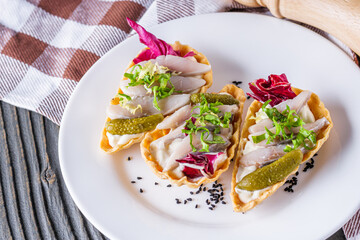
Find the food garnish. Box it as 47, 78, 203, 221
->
247, 73, 296, 106
176, 152, 224, 178
236, 150, 303, 191
190, 93, 239, 105
127, 18, 194, 64
182, 94, 233, 152
105, 114, 164, 135
251, 99, 317, 152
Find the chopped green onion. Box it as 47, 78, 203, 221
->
257, 99, 317, 152
124, 62, 181, 110
182, 93, 233, 152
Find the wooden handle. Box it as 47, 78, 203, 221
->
236, 0, 360, 56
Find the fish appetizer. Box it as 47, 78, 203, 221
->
230, 74, 333, 212
141, 85, 246, 188
100, 18, 212, 153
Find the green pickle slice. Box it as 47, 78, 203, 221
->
190, 93, 239, 105
236, 149, 303, 191
106, 114, 164, 135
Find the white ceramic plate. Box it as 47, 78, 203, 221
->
59, 13, 360, 240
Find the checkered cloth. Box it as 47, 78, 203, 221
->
0, 0, 359, 238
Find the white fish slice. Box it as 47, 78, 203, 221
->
119, 76, 205, 96
107, 94, 190, 119
248, 119, 273, 134
119, 80, 149, 96
217, 104, 239, 116
141, 55, 211, 76
240, 144, 287, 167
157, 105, 192, 129
170, 76, 206, 93
150, 123, 186, 149
249, 117, 330, 146
275, 90, 312, 113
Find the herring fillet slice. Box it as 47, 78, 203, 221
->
119, 76, 206, 96
248, 91, 312, 134
139, 55, 211, 76
157, 105, 192, 129
248, 117, 330, 146
248, 119, 273, 134
275, 90, 312, 113
107, 94, 190, 119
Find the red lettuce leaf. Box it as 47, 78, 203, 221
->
181, 166, 203, 179
247, 74, 297, 106
127, 18, 181, 63
183, 51, 195, 58
176, 152, 223, 179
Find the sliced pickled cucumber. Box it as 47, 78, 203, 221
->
106, 114, 164, 135
190, 93, 239, 105
236, 150, 303, 191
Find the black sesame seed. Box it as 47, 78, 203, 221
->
209, 207, 213, 210
167, 184, 172, 187
196, 190, 201, 194
231, 81, 243, 87
137, 177, 142, 180
314, 153, 318, 157
184, 200, 187, 204
211, 204, 215, 208
140, 188, 143, 193
195, 204, 199, 209
220, 197, 224, 201
131, 181, 136, 184
190, 191, 194, 195
154, 182, 159, 185
295, 171, 299, 176
222, 201, 226, 204
247, 96, 251, 100
203, 187, 207, 191
127, 156, 131, 161
187, 198, 192, 201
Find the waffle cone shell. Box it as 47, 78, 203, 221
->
140, 84, 246, 188
230, 87, 333, 212
100, 41, 213, 153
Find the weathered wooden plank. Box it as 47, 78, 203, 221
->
0, 102, 14, 240
0, 102, 26, 239
16, 108, 56, 239
43, 116, 107, 240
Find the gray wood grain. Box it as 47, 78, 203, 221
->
0, 100, 346, 240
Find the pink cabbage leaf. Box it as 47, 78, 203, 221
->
176, 152, 224, 179
127, 18, 195, 64
247, 73, 297, 106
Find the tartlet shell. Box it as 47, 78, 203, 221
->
100, 41, 213, 153
230, 88, 333, 212
140, 84, 246, 188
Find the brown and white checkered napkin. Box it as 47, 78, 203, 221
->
0, 0, 359, 238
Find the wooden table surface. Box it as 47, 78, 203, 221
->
0, 100, 348, 239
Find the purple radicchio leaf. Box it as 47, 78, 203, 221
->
247, 73, 297, 106
183, 51, 196, 58
127, 18, 181, 64
176, 152, 224, 179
